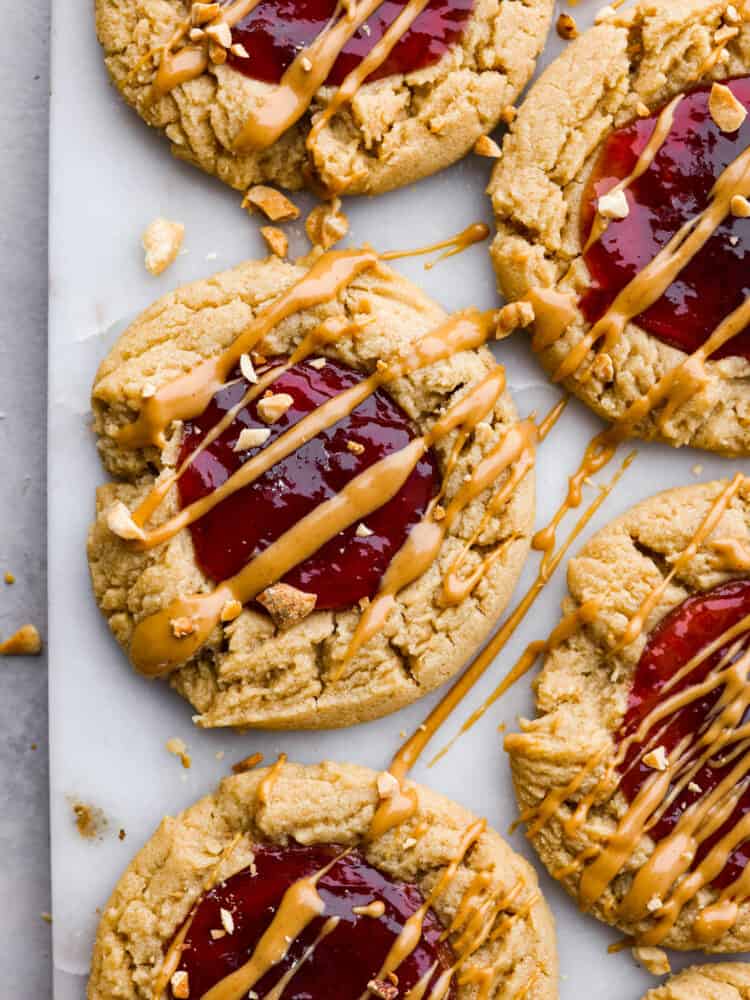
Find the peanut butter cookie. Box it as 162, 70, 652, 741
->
87, 761, 557, 999
642, 963, 750, 999
506, 477, 750, 951
489, 0, 750, 455
95, 0, 553, 197
88, 249, 535, 729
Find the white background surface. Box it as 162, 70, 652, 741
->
45, 0, 750, 997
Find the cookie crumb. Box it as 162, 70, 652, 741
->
0, 624, 42, 656
499, 105, 517, 125
142, 217, 185, 276
257, 392, 294, 424
234, 427, 271, 451
346, 439, 365, 455
166, 737, 192, 769
632, 945, 670, 976
170, 616, 196, 639
642, 745, 668, 771
556, 11, 578, 38
356, 523, 374, 538
105, 500, 146, 542
220, 599, 243, 622
306, 198, 349, 250
730, 194, 750, 218
240, 353, 258, 383
242, 185, 300, 222
597, 188, 629, 220
496, 299, 535, 337
473, 134, 502, 158
4, 571, 14, 584
72, 801, 107, 840
367, 980, 398, 1000
709, 82, 747, 133
170, 970, 190, 998
232, 751, 265, 774
257, 583, 317, 629
260, 225, 289, 258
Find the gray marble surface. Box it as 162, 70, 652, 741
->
0, 3, 52, 992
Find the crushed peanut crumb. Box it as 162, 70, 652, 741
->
170, 616, 195, 639
556, 11, 578, 38
646, 894, 663, 912
190, 2, 220, 24
688, 780, 702, 793
205, 20, 232, 48
473, 134, 502, 158
4, 571, 14, 584
171, 970, 190, 999
635, 101, 651, 117
367, 980, 398, 1000
220, 907, 235, 935
234, 427, 271, 451
355, 523, 374, 537
376, 771, 400, 799
257, 392, 294, 424
597, 188, 629, 220
230, 42, 249, 58
72, 801, 107, 840
142, 217, 185, 276
260, 225, 289, 258
166, 737, 192, 769
232, 751, 265, 774
499, 105, 517, 125
309, 357, 327, 369
0, 624, 42, 656
642, 746, 668, 771
242, 185, 300, 222
346, 439, 365, 455
240, 353, 258, 383
210, 928, 226, 940
257, 582, 317, 629
632, 945, 670, 976
709, 82, 747, 133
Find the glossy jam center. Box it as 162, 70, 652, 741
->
619, 579, 750, 889
227, 0, 473, 87
173, 844, 456, 999
177, 356, 439, 611
581, 78, 750, 360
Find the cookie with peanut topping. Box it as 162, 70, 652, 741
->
489, 0, 750, 455
94, 0, 553, 197
87, 250, 535, 729
506, 477, 750, 951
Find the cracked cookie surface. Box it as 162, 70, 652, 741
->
505, 479, 750, 951
87, 761, 557, 999
94, 0, 553, 196
87, 253, 535, 729
488, 0, 750, 455
642, 963, 750, 999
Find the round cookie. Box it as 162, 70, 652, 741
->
642, 963, 750, 999
87, 759, 558, 999
94, 0, 553, 197
489, 0, 750, 455
505, 478, 750, 951
88, 250, 535, 729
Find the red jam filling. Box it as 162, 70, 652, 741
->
226, 0, 473, 87
581, 78, 750, 361
177, 356, 439, 611
173, 843, 456, 999
619, 578, 750, 889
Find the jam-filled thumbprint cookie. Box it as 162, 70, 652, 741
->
489, 0, 750, 455
641, 963, 750, 999
87, 760, 558, 999
87, 250, 535, 729
94, 0, 553, 198
506, 477, 750, 951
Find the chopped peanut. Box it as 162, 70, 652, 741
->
260, 225, 289, 258
171, 970, 190, 999
598, 188, 629, 220
234, 427, 271, 451
709, 82, 747, 132
257, 583, 317, 629
257, 392, 294, 424
473, 135, 502, 158
376, 771, 400, 799
106, 500, 146, 542
190, 2, 220, 24
0, 624, 42, 656
643, 746, 668, 771
556, 11, 578, 38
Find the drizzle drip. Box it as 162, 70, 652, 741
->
619, 579, 750, 891
173, 844, 456, 999
177, 356, 438, 609
227, 0, 473, 87
581, 78, 750, 359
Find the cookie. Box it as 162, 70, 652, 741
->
87, 760, 558, 999
505, 477, 750, 951
88, 249, 535, 729
489, 0, 750, 455
642, 963, 750, 999
94, 0, 553, 197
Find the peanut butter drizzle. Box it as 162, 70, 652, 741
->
116, 248, 378, 450
306, 0, 433, 153
381, 224, 491, 269
201, 850, 347, 1000
233, 0, 391, 151
257, 752, 287, 805
262, 916, 340, 1000
583, 95, 683, 252
551, 143, 750, 382
511, 477, 750, 945
131, 309, 495, 549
